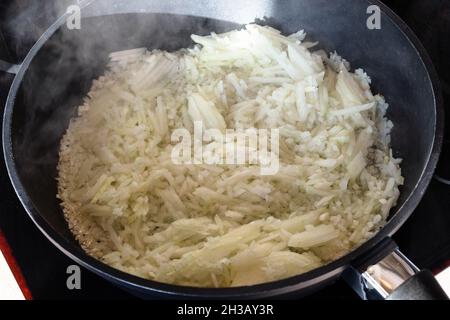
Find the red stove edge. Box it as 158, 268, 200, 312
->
0, 229, 32, 300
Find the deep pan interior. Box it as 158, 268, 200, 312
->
6, 9, 437, 296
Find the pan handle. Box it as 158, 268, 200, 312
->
343, 238, 449, 300
0, 59, 20, 75
0, 59, 19, 110
386, 269, 448, 300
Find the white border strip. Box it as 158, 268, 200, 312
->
0, 251, 25, 300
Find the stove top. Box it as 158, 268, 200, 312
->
0, 0, 449, 299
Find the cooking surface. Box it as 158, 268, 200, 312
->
0, 0, 449, 299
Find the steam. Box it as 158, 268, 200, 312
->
3, 0, 74, 62
8, 1, 241, 194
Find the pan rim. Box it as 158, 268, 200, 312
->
2, 0, 444, 298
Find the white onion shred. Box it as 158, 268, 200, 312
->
58, 24, 403, 287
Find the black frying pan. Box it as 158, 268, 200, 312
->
1, 0, 447, 299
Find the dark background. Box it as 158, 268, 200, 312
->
0, 0, 449, 299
